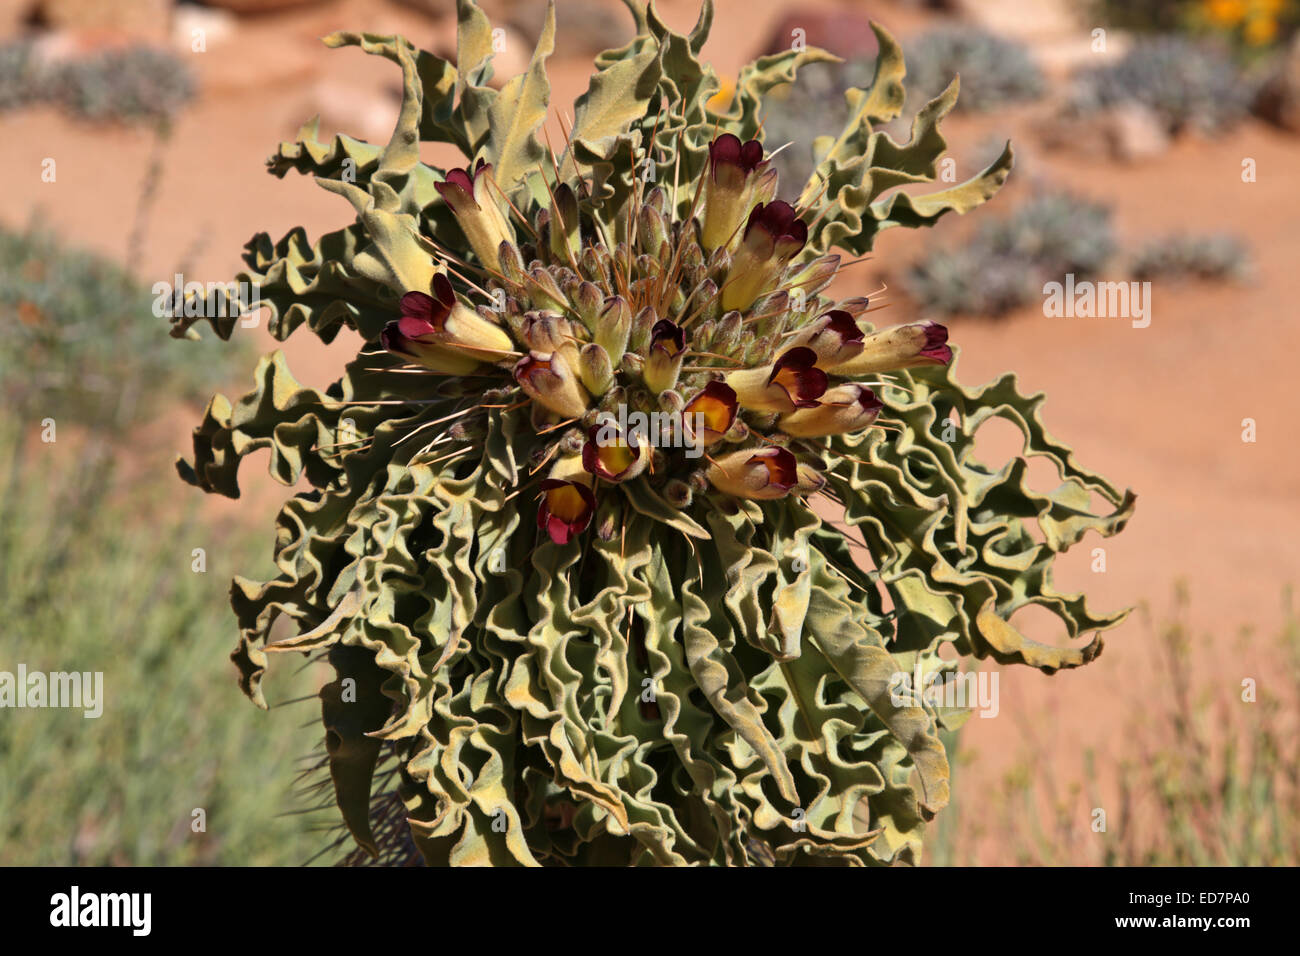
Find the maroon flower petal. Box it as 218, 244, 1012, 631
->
649, 319, 686, 357
756, 446, 798, 492
399, 291, 436, 322
767, 346, 828, 408
920, 321, 953, 364
821, 310, 865, 345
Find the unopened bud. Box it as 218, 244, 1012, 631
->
578, 343, 615, 395
547, 183, 581, 262
594, 295, 632, 360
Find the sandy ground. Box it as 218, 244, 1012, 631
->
3, 0, 1297, 863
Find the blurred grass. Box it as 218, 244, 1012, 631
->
926, 587, 1300, 865
0, 424, 328, 865
0, 220, 322, 865
0, 221, 243, 433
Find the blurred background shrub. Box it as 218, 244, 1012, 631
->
905, 191, 1117, 317
0, 40, 194, 124
1130, 232, 1254, 280
1067, 36, 1255, 133
0, 223, 241, 432
761, 27, 1044, 200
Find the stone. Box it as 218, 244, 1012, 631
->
1104, 102, 1171, 161
759, 8, 878, 59
1038, 103, 1169, 163
1254, 33, 1300, 132
34, 0, 171, 44
504, 0, 630, 55
172, 5, 237, 53
201, 0, 328, 13
299, 79, 401, 144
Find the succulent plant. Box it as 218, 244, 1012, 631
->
904, 26, 1046, 112
174, 0, 1133, 866
762, 27, 1042, 200
1067, 35, 1253, 134
906, 191, 1117, 317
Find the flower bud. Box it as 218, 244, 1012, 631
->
825, 321, 953, 376
750, 289, 790, 338
695, 277, 721, 326
514, 351, 591, 420
785, 254, 841, 300
638, 202, 670, 259
628, 305, 657, 354
838, 296, 871, 317
495, 241, 529, 296
706, 446, 798, 500
778, 384, 883, 437
725, 346, 827, 414
594, 295, 631, 360
573, 281, 604, 334
579, 245, 607, 284
663, 478, 693, 509
722, 201, 808, 312
711, 309, 742, 355
577, 343, 615, 395
547, 183, 581, 262
527, 266, 569, 313
520, 312, 580, 370
700, 134, 768, 253
386, 273, 514, 366
789, 310, 865, 367
435, 160, 515, 273
643, 319, 687, 394
794, 462, 826, 495
657, 389, 685, 414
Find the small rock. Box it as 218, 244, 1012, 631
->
1254, 33, 1300, 132
760, 9, 878, 59
1038, 103, 1169, 162
201, 0, 329, 13
29, 28, 135, 64
1104, 103, 1171, 161
425, 21, 529, 89
172, 5, 237, 53
35, 0, 171, 44
387, 0, 446, 17
300, 79, 400, 143
505, 0, 631, 56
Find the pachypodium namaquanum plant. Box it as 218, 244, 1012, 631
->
173, 0, 1135, 866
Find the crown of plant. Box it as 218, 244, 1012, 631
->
376, 137, 959, 542
173, 0, 1135, 867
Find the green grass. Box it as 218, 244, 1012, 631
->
0, 426, 328, 865
0, 222, 244, 433
925, 587, 1300, 866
